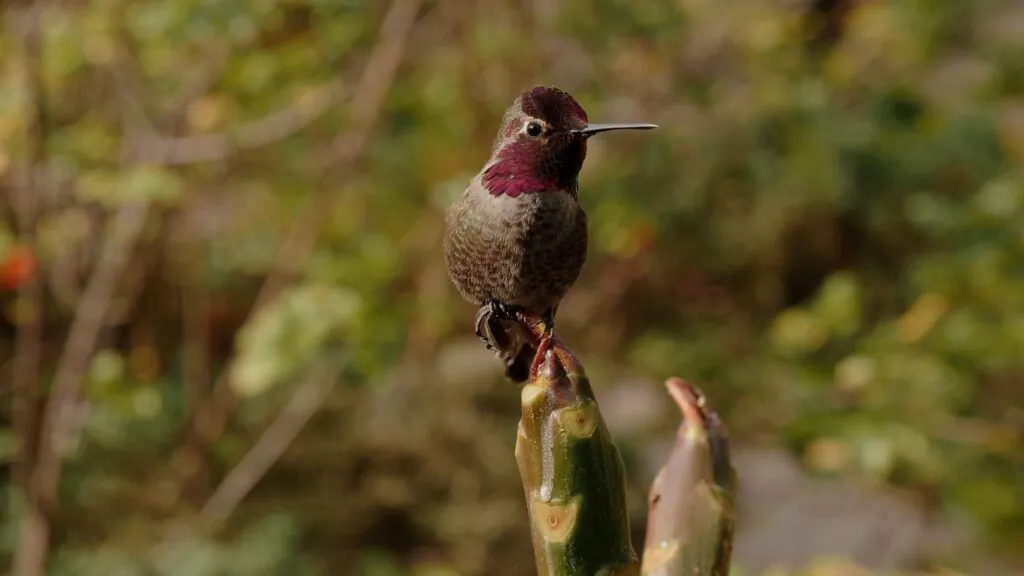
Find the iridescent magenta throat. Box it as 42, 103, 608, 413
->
481, 156, 559, 198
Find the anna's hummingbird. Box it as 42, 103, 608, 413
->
443, 85, 656, 381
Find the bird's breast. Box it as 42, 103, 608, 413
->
444, 182, 587, 311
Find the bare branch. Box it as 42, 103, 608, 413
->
9, 0, 45, 493
31, 201, 151, 501
122, 0, 419, 169
12, 8, 237, 573
328, 0, 423, 163
183, 0, 423, 450
107, 4, 339, 167
172, 45, 232, 114
126, 81, 346, 165
179, 232, 213, 501
10, 3, 50, 575
202, 361, 342, 517
12, 514, 49, 576
259, 0, 424, 310
152, 361, 341, 573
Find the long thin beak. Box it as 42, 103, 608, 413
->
572, 122, 659, 137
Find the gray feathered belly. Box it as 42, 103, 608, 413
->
444, 190, 588, 314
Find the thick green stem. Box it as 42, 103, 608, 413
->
514, 341, 639, 576
641, 378, 736, 576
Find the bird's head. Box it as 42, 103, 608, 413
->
482, 86, 656, 198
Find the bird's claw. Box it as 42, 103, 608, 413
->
474, 301, 521, 354
529, 335, 554, 377
527, 314, 556, 377
475, 302, 558, 381
474, 306, 497, 352
490, 301, 523, 322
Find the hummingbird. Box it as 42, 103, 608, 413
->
443, 85, 656, 382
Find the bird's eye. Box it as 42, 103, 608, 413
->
526, 122, 542, 137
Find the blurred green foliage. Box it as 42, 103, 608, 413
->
1, 0, 1023, 574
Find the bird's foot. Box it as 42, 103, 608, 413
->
529, 334, 554, 377
475, 302, 557, 382
527, 312, 556, 377
474, 306, 497, 352
474, 301, 522, 352
491, 301, 524, 322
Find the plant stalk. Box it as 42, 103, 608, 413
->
640, 378, 736, 576
514, 339, 640, 576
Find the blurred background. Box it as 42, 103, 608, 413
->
1, 0, 1023, 574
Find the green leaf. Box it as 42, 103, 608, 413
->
231, 283, 360, 397
0, 428, 16, 464
76, 166, 183, 207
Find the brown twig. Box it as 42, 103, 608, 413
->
126, 81, 346, 165
201, 361, 342, 517
169, 45, 232, 120
115, 0, 415, 167
152, 360, 342, 573
183, 0, 423, 450
179, 230, 213, 501
9, 0, 45, 494
10, 4, 49, 576
19, 128, 158, 576
11, 11, 237, 574
30, 199, 151, 493
258, 0, 424, 309
110, 12, 231, 135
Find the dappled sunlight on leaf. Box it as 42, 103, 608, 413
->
231, 284, 360, 397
